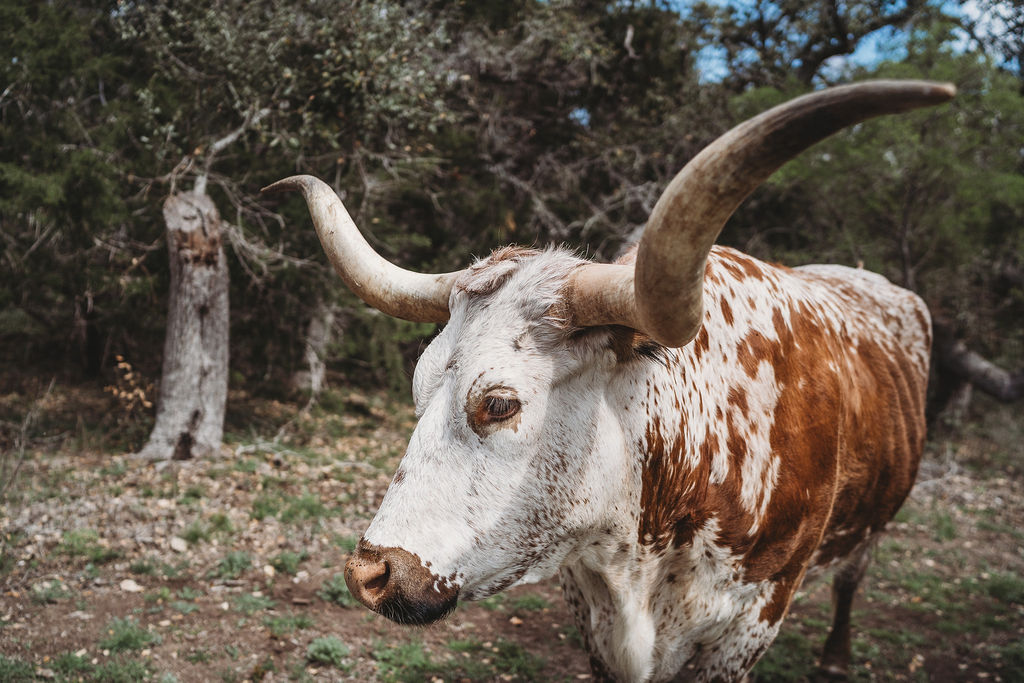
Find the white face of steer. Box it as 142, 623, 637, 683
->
344, 249, 634, 622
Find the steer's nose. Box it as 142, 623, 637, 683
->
343, 540, 458, 625
344, 552, 390, 606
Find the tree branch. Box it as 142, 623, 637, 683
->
192, 106, 272, 195
934, 321, 1024, 402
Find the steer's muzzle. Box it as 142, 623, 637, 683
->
344, 540, 458, 625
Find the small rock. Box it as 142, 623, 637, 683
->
170, 537, 188, 552
119, 579, 143, 593
509, 616, 523, 626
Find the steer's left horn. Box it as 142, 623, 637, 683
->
262, 175, 459, 323
568, 79, 956, 347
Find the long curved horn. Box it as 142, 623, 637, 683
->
262, 175, 459, 323
568, 79, 956, 347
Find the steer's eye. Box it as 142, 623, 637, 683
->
480, 395, 521, 423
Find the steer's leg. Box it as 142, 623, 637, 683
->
818, 543, 872, 680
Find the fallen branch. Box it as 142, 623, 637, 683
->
934, 321, 1024, 403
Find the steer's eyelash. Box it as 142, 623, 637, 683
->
483, 396, 520, 422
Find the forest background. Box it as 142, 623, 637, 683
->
1, 0, 1021, 445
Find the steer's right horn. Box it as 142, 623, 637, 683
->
262, 175, 460, 323
567, 79, 956, 347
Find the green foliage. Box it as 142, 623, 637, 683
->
263, 612, 314, 637
92, 657, 152, 682
0, 654, 33, 681
269, 550, 309, 575
53, 651, 92, 677
983, 572, 1024, 604
279, 491, 330, 523
306, 635, 350, 668
510, 593, 551, 612
210, 551, 252, 579
58, 529, 121, 564
208, 512, 234, 535
98, 617, 160, 652
233, 592, 276, 615
130, 558, 158, 575
181, 521, 210, 545
0, 0, 1019, 427
30, 579, 72, 604
373, 638, 544, 682
371, 641, 437, 683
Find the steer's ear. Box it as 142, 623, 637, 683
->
603, 327, 670, 364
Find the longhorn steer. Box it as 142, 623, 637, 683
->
265, 80, 953, 682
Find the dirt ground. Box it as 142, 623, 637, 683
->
1, 386, 1022, 682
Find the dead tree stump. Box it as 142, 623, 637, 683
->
137, 191, 229, 460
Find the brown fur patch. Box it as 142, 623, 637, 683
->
637, 255, 927, 629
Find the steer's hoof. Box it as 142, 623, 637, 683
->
812, 664, 850, 682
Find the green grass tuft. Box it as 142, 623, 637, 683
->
98, 617, 160, 652
263, 613, 314, 637
270, 549, 309, 575
210, 551, 252, 579
307, 635, 350, 668
234, 592, 276, 614
0, 654, 33, 682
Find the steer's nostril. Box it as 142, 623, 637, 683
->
364, 560, 390, 594
345, 554, 391, 607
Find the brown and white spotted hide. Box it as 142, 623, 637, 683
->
352, 244, 930, 682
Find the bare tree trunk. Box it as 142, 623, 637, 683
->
137, 191, 229, 460
290, 299, 338, 397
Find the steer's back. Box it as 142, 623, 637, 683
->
694, 246, 930, 575
790, 260, 930, 569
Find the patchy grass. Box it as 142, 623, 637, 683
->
234, 592, 276, 615
279, 491, 331, 523
1, 386, 1020, 681
306, 635, 350, 669
510, 593, 551, 612
981, 571, 1024, 604
98, 617, 160, 652
0, 654, 33, 681
209, 551, 252, 580
263, 613, 314, 638
373, 638, 546, 682
269, 549, 309, 575
57, 528, 121, 563
184, 647, 212, 663
208, 512, 234, 535
92, 657, 152, 681
52, 651, 92, 677
181, 520, 210, 545
29, 579, 72, 604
